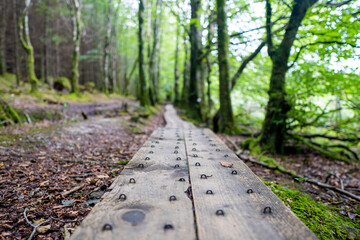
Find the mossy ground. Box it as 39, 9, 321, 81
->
266, 182, 360, 240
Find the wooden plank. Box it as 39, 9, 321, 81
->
164, 104, 195, 129
184, 128, 318, 240
71, 128, 196, 240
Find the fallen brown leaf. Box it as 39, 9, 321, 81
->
220, 162, 233, 168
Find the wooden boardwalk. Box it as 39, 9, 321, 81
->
71, 105, 317, 240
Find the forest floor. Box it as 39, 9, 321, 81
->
0, 97, 165, 239
0, 97, 359, 239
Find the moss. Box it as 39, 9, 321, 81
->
27, 109, 64, 122
117, 160, 130, 165
259, 155, 278, 167
0, 100, 22, 125
53, 77, 71, 92
265, 182, 360, 239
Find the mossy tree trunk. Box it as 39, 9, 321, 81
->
103, 0, 112, 94
261, 0, 318, 153
149, 0, 163, 105
174, 17, 180, 106
138, 0, 149, 107
70, 0, 81, 94
216, 0, 233, 133
189, 0, 202, 119
18, 0, 39, 93
0, 0, 6, 75
181, 32, 190, 107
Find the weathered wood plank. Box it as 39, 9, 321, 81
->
164, 104, 195, 129
184, 128, 318, 240
71, 128, 196, 240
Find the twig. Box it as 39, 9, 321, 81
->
24, 207, 51, 240
61, 184, 85, 197
226, 138, 360, 202
68, 173, 94, 178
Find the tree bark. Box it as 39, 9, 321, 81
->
189, 0, 202, 119
261, 0, 318, 153
70, 0, 81, 93
138, 0, 149, 107
217, 0, 233, 133
103, 0, 112, 94
0, 0, 7, 74
18, 0, 39, 92
149, 0, 162, 105
12, 0, 21, 86
181, 32, 190, 107
173, 15, 180, 105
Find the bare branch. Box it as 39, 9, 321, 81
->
326, 0, 353, 7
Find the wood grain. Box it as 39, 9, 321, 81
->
184, 128, 318, 240
70, 128, 196, 240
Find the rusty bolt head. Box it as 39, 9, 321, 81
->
169, 195, 177, 201
119, 194, 127, 201
206, 190, 213, 194
102, 223, 113, 231
200, 174, 207, 179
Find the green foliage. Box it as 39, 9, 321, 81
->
117, 160, 130, 165
266, 182, 360, 240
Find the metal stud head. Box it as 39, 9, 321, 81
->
138, 163, 144, 168
149, 151, 154, 154
192, 148, 197, 151
156, 141, 159, 144
169, 195, 177, 201
174, 150, 178, 154
164, 224, 174, 230
231, 170, 238, 175
224, 154, 229, 157
119, 194, 127, 201
263, 206, 272, 214
174, 164, 180, 168
195, 162, 201, 166
216, 209, 224, 216
151, 145, 155, 148
145, 157, 150, 160
129, 178, 136, 184
200, 174, 207, 179
206, 190, 213, 194
176, 157, 182, 161
175, 146, 179, 149
179, 178, 186, 182
193, 143, 197, 146
193, 154, 198, 157
247, 189, 253, 194
216, 149, 220, 152
102, 223, 113, 231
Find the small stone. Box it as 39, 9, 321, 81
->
37, 225, 51, 234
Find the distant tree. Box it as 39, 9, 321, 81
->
19, 0, 39, 92
69, 0, 81, 93
0, 0, 6, 75
138, 0, 149, 106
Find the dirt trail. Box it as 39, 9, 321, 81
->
0, 102, 164, 239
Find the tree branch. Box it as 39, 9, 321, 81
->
326, 0, 353, 7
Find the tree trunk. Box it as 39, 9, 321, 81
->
0, 0, 7, 74
103, 0, 112, 94
181, 33, 190, 107
18, 0, 39, 92
148, 0, 162, 105
174, 19, 180, 105
43, 0, 49, 86
217, 0, 233, 133
261, 0, 318, 153
12, 0, 20, 86
189, 0, 202, 119
70, 0, 81, 93
138, 0, 149, 107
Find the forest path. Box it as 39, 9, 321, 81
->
71, 105, 318, 240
